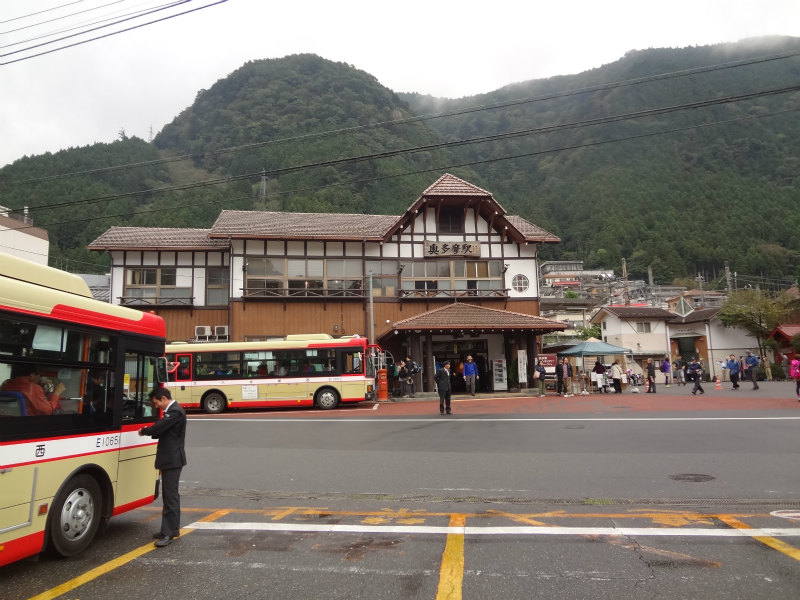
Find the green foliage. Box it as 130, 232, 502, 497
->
718, 289, 791, 348
2, 43, 800, 284
791, 333, 800, 353
576, 324, 602, 340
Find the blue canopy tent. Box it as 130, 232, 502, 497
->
558, 340, 631, 357
557, 339, 632, 393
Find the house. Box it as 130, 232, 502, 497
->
0, 205, 49, 265
88, 173, 566, 392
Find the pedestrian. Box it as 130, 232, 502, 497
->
404, 355, 419, 397
724, 354, 740, 390
790, 356, 800, 401
139, 388, 187, 547
661, 356, 671, 387
592, 360, 606, 393
534, 359, 547, 397
555, 358, 565, 396
611, 360, 623, 394
397, 360, 411, 398
743, 350, 760, 390
688, 356, 705, 395
435, 359, 452, 415
562, 358, 574, 397
761, 356, 773, 381
462, 355, 479, 396
781, 352, 790, 379
672, 356, 686, 385
645, 358, 657, 393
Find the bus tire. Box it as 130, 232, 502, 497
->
315, 387, 340, 410
203, 392, 226, 414
48, 473, 102, 557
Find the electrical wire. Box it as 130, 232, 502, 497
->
7, 46, 800, 185
0, 0, 228, 65
13, 84, 800, 213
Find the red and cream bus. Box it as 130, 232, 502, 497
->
0, 253, 167, 567
165, 334, 377, 413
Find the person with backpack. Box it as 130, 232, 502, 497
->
790, 356, 800, 401
660, 356, 671, 387
404, 355, 419, 398
724, 354, 740, 390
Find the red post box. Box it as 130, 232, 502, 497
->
377, 368, 389, 400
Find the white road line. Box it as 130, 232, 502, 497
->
189, 416, 800, 423
186, 521, 800, 538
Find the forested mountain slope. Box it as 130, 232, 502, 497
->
1, 41, 799, 284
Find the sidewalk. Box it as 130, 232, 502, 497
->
385, 380, 799, 402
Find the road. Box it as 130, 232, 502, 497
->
6, 382, 800, 599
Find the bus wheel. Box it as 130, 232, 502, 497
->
203, 392, 226, 414
315, 387, 340, 410
48, 474, 102, 557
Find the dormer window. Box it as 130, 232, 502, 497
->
438, 206, 464, 234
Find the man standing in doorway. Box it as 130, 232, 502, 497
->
139, 388, 187, 547
463, 355, 479, 396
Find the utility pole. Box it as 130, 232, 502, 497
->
259, 168, 268, 205
724, 261, 732, 293
622, 258, 630, 306
696, 272, 705, 308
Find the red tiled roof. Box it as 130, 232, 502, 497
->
88, 227, 228, 250
421, 173, 495, 198
390, 303, 566, 331
209, 210, 398, 240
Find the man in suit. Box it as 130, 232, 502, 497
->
435, 360, 452, 415
139, 388, 187, 547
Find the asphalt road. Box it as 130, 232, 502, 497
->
6, 382, 800, 600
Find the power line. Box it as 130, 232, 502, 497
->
6, 46, 800, 185
13, 84, 800, 214
0, 0, 84, 25
0, 0, 228, 66
0, 0, 127, 37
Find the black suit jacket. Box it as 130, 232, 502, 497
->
141, 401, 187, 470
435, 367, 451, 392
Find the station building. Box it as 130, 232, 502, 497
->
89, 173, 566, 392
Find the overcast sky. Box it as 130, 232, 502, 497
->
2, 0, 800, 167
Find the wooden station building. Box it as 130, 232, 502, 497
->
89, 174, 566, 392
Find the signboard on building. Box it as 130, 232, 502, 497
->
423, 240, 482, 257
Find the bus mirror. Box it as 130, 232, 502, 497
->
154, 357, 168, 383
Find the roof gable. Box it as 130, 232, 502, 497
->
389, 303, 566, 332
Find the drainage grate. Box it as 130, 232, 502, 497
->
670, 473, 716, 483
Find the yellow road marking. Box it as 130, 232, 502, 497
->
27, 510, 229, 600
436, 514, 465, 600
718, 515, 800, 562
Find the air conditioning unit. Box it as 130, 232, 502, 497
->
215, 325, 229, 337
194, 325, 212, 338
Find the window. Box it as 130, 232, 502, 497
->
246, 258, 365, 296
438, 206, 464, 234
404, 260, 502, 296
365, 260, 398, 297
636, 322, 652, 333
207, 267, 229, 305
511, 274, 529, 292
125, 267, 191, 305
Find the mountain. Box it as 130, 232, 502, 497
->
1, 41, 799, 285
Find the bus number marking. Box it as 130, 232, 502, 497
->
96, 434, 121, 449
35, 444, 46, 458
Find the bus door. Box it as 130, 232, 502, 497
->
339, 347, 366, 399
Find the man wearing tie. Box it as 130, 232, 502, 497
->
435, 360, 453, 415
139, 388, 187, 547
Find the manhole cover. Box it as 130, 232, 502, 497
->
670, 473, 715, 482
564, 424, 585, 429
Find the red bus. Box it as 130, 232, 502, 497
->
0, 253, 167, 566
165, 334, 377, 413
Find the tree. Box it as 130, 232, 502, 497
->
576, 323, 601, 340
718, 290, 790, 351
